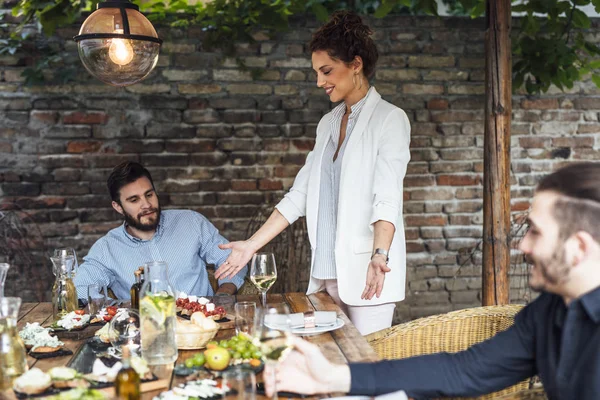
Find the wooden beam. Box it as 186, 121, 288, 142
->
482, 0, 511, 306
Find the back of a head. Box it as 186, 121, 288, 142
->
107, 161, 154, 203
309, 10, 379, 78
538, 162, 600, 241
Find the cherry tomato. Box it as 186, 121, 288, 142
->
74, 309, 85, 315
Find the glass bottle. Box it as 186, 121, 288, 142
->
50, 255, 78, 322
139, 261, 177, 365
115, 345, 140, 400
0, 297, 28, 391
130, 270, 142, 310
0, 263, 9, 297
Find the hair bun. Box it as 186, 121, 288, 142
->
331, 10, 373, 39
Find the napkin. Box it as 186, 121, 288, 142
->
266, 311, 337, 329
324, 390, 408, 400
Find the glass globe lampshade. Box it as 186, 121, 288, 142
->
74, 1, 162, 87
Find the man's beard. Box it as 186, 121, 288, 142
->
528, 245, 570, 292
123, 206, 161, 232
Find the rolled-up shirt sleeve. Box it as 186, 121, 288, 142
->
195, 213, 246, 289
369, 108, 411, 231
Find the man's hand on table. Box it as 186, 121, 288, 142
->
265, 336, 351, 396
215, 282, 237, 295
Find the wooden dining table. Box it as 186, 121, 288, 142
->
5, 292, 380, 400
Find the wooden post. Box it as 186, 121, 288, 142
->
482, 0, 511, 306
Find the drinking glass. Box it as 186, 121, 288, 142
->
234, 301, 256, 336
0, 263, 9, 298
54, 248, 79, 278
213, 293, 235, 316
253, 303, 292, 400
109, 308, 141, 357
250, 253, 277, 308
221, 368, 256, 400
87, 284, 108, 316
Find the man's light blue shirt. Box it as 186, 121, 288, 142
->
74, 210, 246, 300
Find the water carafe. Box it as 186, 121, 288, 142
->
50, 255, 78, 322
0, 297, 28, 391
139, 261, 177, 365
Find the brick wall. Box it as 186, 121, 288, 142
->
1, 13, 599, 322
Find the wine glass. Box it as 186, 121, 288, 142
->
109, 308, 141, 357
54, 248, 79, 278
250, 253, 277, 308
253, 304, 293, 400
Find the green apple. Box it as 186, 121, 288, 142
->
204, 347, 231, 371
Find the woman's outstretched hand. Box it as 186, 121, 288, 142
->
215, 240, 257, 279
361, 254, 391, 300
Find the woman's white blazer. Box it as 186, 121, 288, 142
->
276, 88, 411, 306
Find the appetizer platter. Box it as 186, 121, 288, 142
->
175, 295, 228, 320
50, 310, 91, 332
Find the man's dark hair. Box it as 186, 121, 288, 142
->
107, 161, 155, 203
309, 10, 379, 79
538, 162, 600, 241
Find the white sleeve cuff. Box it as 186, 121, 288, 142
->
275, 195, 305, 225
369, 201, 400, 231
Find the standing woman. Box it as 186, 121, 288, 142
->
216, 10, 410, 335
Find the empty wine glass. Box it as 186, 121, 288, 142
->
253, 304, 293, 400
250, 253, 277, 308
109, 308, 141, 357
54, 248, 79, 278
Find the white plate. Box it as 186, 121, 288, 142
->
291, 317, 345, 336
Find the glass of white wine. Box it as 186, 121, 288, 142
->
253, 304, 293, 400
250, 252, 277, 308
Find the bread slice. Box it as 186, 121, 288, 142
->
13, 368, 52, 395
31, 345, 62, 353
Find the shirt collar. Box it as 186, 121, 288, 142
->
579, 285, 600, 323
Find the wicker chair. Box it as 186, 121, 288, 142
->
365, 305, 530, 400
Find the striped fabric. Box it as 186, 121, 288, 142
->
73, 210, 246, 301
312, 88, 371, 279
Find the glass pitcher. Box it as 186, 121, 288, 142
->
53, 248, 78, 278
0, 297, 28, 391
50, 255, 78, 322
0, 263, 9, 297
139, 261, 177, 365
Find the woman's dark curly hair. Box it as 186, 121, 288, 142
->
309, 10, 379, 79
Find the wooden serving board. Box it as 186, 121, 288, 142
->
52, 324, 103, 340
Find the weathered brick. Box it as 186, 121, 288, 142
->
45, 127, 91, 139
376, 69, 420, 81
147, 123, 196, 138
63, 111, 109, 125
436, 174, 481, 186
408, 55, 455, 68
183, 109, 220, 124
213, 69, 252, 81
66, 140, 103, 153
403, 84, 444, 95
405, 214, 448, 227
227, 84, 272, 95
271, 58, 311, 68
178, 84, 222, 94
521, 98, 559, 110
162, 70, 207, 81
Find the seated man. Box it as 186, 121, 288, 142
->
74, 161, 246, 301
266, 162, 600, 400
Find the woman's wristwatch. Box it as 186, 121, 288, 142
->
371, 248, 389, 264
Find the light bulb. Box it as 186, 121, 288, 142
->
108, 28, 134, 66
